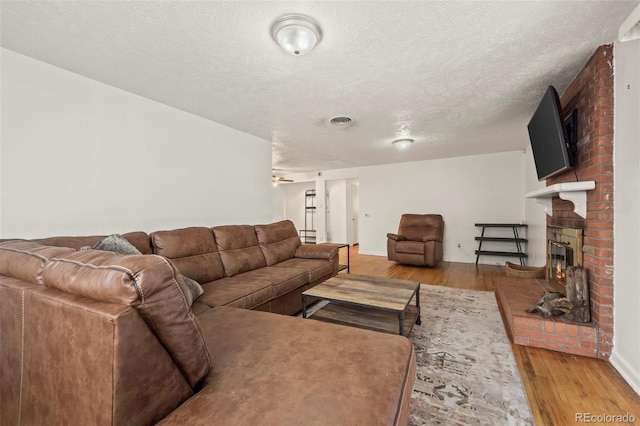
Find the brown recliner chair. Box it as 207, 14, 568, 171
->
387, 214, 444, 267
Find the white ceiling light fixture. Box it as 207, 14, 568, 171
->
271, 14, 322, 56
392, 138, 414, 150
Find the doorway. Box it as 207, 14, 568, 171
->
326, 178, 359, 245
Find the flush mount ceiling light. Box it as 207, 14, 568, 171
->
271, 15, 322, 56
392, 138, 414, 150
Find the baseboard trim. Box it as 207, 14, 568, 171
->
610, 350, 640, 396
357, 250, 386, 257
354, 252, 485, 264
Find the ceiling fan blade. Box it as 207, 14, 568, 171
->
272, 175, 294, 183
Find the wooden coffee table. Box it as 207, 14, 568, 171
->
302, 274, 421, 337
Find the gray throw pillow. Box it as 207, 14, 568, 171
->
82, 234, 142, 255
182, 275, 204, 305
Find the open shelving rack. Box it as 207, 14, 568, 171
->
474, 223, 528, 265
300, 189, 316, 244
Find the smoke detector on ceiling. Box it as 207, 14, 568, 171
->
327, 116, 353, 129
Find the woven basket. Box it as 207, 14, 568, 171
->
504, 261, 546, 279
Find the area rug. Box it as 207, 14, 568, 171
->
409, 284, 533, 425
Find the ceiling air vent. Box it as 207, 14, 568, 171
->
328, 116, 353, 128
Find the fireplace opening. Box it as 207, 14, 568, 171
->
547, 226, 583, 285
527, 226, 591, 324
550, 242, 574, 285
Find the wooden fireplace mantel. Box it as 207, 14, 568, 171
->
525, 181, 596, 219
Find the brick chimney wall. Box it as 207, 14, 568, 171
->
547, 44, 614, 360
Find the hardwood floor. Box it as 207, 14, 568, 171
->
341, 246, 640, 426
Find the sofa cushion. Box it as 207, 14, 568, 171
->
198, 276, 274, 310
294, 243, 339, 259
262, 266, 308, 296
197, 267, 306, 309
151, 227, 225, 283
254, 220, 302, 266
34, 231, 152, 254
122, 231, 154, 254
396, 240, 426, 255
241, 266, 307, 297
191, 301, 212, 316
398, 214, 444, 242
0, 241, 75, 284
83, 234, 142, 255
212, 225, 266, 277
41, 250, 210, 390
273, 258, 334, 283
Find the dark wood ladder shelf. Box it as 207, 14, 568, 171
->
475, 223, 528, 265
301, 189, 317, 244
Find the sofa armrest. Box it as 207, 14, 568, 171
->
387, 233, 406, 241
421, 236, 441, 242
295, 244, 339, 259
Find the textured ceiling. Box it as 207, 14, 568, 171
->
1, 1, 638, 173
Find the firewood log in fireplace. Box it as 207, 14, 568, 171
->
564, 266, 590, 323
526, 292, 573, 317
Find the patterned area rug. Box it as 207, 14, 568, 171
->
409, 284, 533, 425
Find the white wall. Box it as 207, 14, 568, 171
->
271, 183, 286, 222
0, 48, 272, 238
346, 179, 360, 245
611, 37, 640, 395
356, 151, 526, 262
326, 179, 348, 243
277, 151, 529, 264
523, 145, 548, 267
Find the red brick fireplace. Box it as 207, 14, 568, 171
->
547, 44, 614, 359
497, 44, 614, 360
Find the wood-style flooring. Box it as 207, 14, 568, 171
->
340, 245, 640, 426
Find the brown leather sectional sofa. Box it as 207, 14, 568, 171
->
0, 220, 417, 425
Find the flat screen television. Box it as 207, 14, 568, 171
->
527, 86, 574, 181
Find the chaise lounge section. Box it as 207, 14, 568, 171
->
0, 220, 417, 425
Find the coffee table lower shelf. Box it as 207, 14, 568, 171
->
309, 302, 420, 338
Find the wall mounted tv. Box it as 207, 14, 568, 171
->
527, 85, 577, 181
